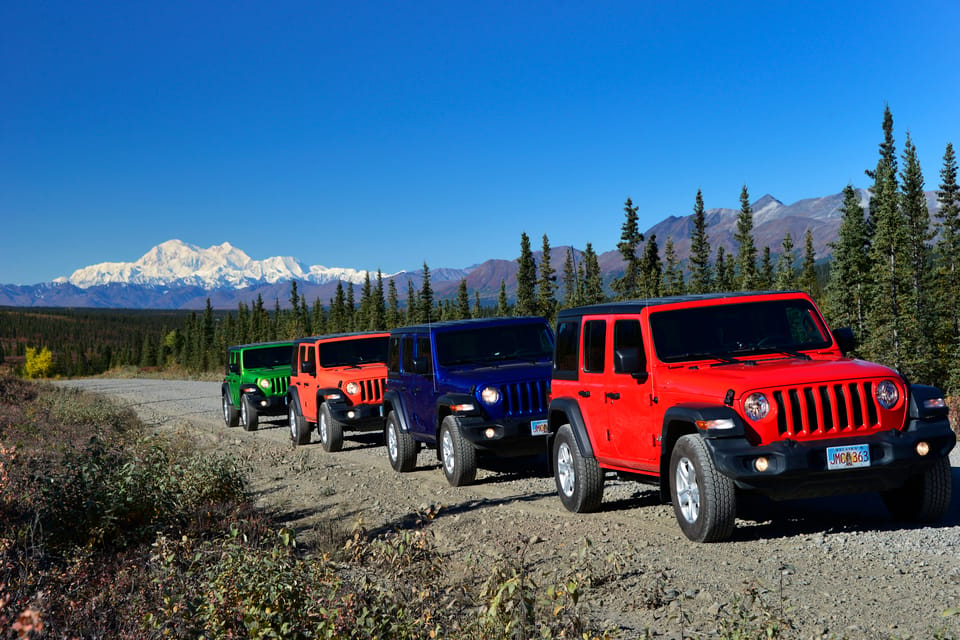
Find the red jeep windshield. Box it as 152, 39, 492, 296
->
649, 299, 832, 363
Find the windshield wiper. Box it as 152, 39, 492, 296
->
670, 352, 743, 365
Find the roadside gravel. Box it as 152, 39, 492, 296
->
57, 378, 960, 639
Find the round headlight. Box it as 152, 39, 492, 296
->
876, 380, 899, 409
743, 393, 769, 421
480, 386, 501, 405
258, 378, 271, 390
345, 382, 360, 395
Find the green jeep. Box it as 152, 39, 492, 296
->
222, 341, 293, 431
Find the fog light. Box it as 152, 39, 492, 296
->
754, 457, 769, 472
916, 441, 930, 456
260, 400, 268, 408
484, 428, 496, 439
347, 410, 356, 419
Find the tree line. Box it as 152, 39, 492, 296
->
6, 107, 958, 392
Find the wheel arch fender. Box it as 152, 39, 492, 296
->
382, 389, 412, 433
286, 386, 303, 417
221, 382, 233, 403
659, 403, 744, 502
547, 397, 594, 459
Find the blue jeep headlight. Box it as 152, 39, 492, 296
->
480, 386, 501, 405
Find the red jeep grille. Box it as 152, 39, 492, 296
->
771, 381, 882, 439
500, 379, 549, 416
359, 377, 385, 403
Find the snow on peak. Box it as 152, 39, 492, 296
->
58, 240, 372, 289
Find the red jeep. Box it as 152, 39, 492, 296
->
547, 291, 955, 542
286, 332, 389, 451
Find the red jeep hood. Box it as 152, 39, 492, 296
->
658, 357, 900, 399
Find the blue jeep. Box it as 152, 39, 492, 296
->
383, 317, 555, 486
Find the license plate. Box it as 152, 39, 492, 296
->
530, 419, 549, 436
826, 444, 870, 470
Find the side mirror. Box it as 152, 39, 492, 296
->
614, 347, 648, 382
412, 357, 429, 375
832, 327, 856, 356
300, 361, 315, 375
228, 363, 240, 374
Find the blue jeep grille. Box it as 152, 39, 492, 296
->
499, 379, 549, 416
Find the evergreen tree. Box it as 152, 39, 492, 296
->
330, 281, 347, 333
798, 229, 819, 299
373, 270, 386, 330
536, 234, 557, 318
561, 247, 580, 307
758, 246, 774, 290
935, 143, 960, 390
688, 189, 713, 294
496, 279, 510, 317
345, 282, 357, 331
824, 186, 870, 338
662, 237, 684, 296
515, 232, 537, 316
611, 198, 644, 299
473, 291, 482, 319
386, 278, 400, 329
734, 185, 758, 290
358, 272, 374, 331
456, 279, 470, 320
714, 246, 732, 291
775, 232, 797, 291
581, 243, 604, 304
639, 234, 662, 298
418, 262, 434, 323
311, 299, 326, 336
406, 279, 417, 324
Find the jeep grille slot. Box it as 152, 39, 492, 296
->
500, 380, 549, 416
772, 381, 880, 438
359, 378, 385, 403
267, 377, 289, 396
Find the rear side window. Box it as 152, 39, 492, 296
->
554, 320, 580, 380
387, 336, 401, 373
401, 336, 415, 372
613, 319, 645, 374
582, 320, 606, 373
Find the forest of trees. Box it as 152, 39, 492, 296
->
4, 107, 959, 393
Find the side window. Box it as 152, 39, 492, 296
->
553, 320, 580, 378
301, 344, 315, 374
417, 337, 434, 376
387, 336, 401, 373
401, 336, 415, 372
613, 319, 645, 374
582, 320, 606, 373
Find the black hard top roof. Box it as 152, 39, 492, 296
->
390, 316, 549, 335
292, 330, 390, 345
556, 291, 806, 319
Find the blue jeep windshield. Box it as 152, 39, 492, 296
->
242, 346, 291, 369
318, 336, 388, 368
649, 299, 832, 363
435, 324, 553, 367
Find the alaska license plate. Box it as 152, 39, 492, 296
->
826, 444, 870, 470
530, 419, 549, 436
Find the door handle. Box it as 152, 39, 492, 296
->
578, 390, 591, 398
605, 392, 620, 400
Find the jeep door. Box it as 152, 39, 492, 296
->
576, 317, 614, 460
605, 318, 658, 470
293, 342, 318, 420
398, 335, 437, 441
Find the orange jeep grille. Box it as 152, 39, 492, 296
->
359, 377, 385, 403
772, 381, 883, 439
500, 379, 549, 416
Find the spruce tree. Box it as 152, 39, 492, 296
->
496, 279, 510, 317
734, 185, 758, 290
935, 143, 960, 390
373, 270, 386, 330
758, 247, 774, 290
714, 246, 732, 291
405, 279, 417, 324
662, 237, 685, 296
688, 189, 713, 294
581, 243, 604, 304
561, 247, 580, 308
824, 186, 870, 338
473, 291, 482, 319
386, 278, 400, 329
418, 262, 434, 323
798, 229, 819, 300
611, 198, 644, 299
536, 234, 557, 318
775, 232, 797, 291
456, 279, 470, 319
515, 232, 537, 316
331, 281, 347, 333
639, 234, 662, 298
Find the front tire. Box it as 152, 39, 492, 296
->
289, 403, 311, 446
222, 393, 240, 428
318, 403, 344, 452
440, 416, 477, 486
553, 424, 604, 512
240, 395, 259, 432
386, 412, 417, 472
881, 456, 952, 522
669, 434, 736, 542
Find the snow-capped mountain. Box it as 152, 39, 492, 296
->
53, 239, 377, 289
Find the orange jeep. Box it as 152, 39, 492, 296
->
286, 331, 389, 451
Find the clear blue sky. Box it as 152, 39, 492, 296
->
2, 0, 958, 285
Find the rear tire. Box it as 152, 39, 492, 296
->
881, 456, 952, 522
240, 395, 259, 432
289, 403, 310, 446
440, 416, 477, 486
318, 403, 344, 452
553, 424, 604, 513
222, 392, 239, 428
669, 434, 736, 542
386, 412, 417, 472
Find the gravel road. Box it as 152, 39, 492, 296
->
57, 378, 960, 639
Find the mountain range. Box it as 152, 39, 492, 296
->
1, 190, 943, 310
